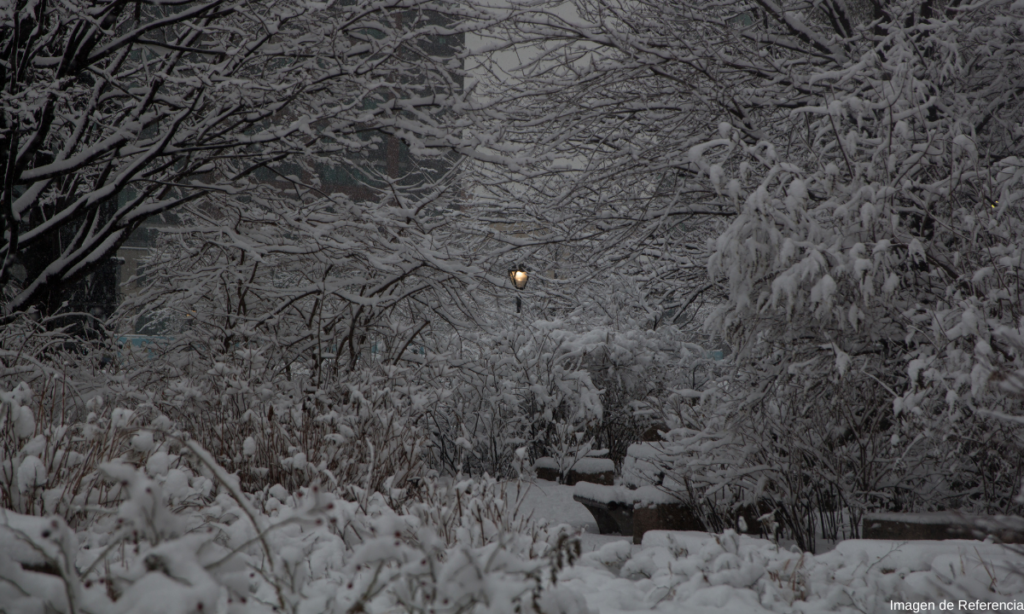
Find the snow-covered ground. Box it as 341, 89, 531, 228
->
512, 479, 1024, 613
5, 466, 1024, 614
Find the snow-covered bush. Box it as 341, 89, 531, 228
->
670, 0, 1024, 549
426, 322, 604, 479
0, 345, 429, 520
429, 315, 710, 479
574, 530, 1024, 611
121, 340, 433, 495
0, 382, 588, 614
0, 332, 123, 518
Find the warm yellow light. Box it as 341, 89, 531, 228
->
508, 268, 529, 290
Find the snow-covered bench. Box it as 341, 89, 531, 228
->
862, 512, 1024, 543
570, 443, 707, 542
566, 457, 615, 486
573, 483, 706, 543
614, 443, 783, 540
533, 457, 560, 482
572, 483, 635, 536
533, 456, 615, 485
630, 486, 706, 544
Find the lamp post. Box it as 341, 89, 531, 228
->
508, 266, 529, 313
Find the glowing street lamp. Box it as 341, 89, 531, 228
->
508, 266, 529, 313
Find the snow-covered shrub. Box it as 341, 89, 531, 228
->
575, 530, 1024, 611
0, 382, 588, 614
429, 315, 708, 479
575, 323, 716, 465
0, 371, 119, 519
1, 467, 586, 614
0, 358, 423, 522
132, 346, 431, 496
427, 322, 604, 479
663, 0, 1024, 550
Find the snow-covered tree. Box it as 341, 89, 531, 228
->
114, 181, 491, 490
474, 0, 1024, 549
0, 0, 479, 320
465, 1, 738, 334
641, 0, 1024, 549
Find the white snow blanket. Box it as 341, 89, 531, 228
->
567, 530, 1024, 613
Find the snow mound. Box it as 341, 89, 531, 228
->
563, 529, 1024, 613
